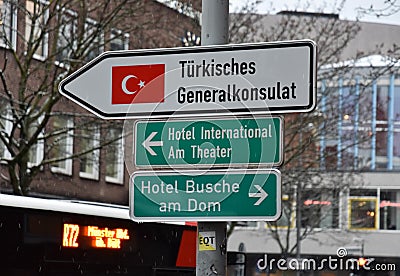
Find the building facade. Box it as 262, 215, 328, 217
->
0, 0, 199, 204
228, 13, 400, 276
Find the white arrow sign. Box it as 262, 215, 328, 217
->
59, 40, 316, 119
142, 131, 163, 156
249, 185, 269, 206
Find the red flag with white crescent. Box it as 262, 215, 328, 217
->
111, 64, 165, 104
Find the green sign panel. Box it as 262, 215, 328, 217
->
130, 169, 281, 221
134, 117, 283, 168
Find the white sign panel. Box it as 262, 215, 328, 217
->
59, 40, 317, 119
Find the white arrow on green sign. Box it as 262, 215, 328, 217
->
134, 116, 283, 168
130, 169, 281, 222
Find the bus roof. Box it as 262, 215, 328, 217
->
0, 194, 130, 220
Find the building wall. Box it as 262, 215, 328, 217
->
257, 13, 400, 60
0, 0, 200, 204
228, 13, 400, 267
228, 171, 400, 257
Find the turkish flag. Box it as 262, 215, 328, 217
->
112, 64, 165, 104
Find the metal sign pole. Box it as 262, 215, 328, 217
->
196, 1, 229, 275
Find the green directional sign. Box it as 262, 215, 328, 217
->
134, 116, 283, 168
130, 169, 281, 221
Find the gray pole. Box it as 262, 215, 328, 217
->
201, 0, 229, 45
296, 182, 302, 276
197, 1, 229, 275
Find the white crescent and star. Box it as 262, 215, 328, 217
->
121, 75, 145, 95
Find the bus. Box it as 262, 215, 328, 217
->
0, 194, 196, 275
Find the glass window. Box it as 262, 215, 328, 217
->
341, 127, 356, 169
375, 131, 388, 169
84, 20, 103, 62
322, 86, 340, 122
28, 140, 42, 166
27, 113, 44, 167
357, 129, 373, 170
0, 0, 17, 49
349, 197, 377, 230
380, 190, 400, 230
375, 85, 389, 169
376, 85, 389, 121
395, 132, 400, 170
357, 86, 373, 170
324, 144, 339, 170
339, 85, 373, 170
25, 0, 48, 58
395, 85, 400, 122
393, 85, 400, 169
0, 105, 12, 159
301, 189, 339, 229
105, 127, 124, 184
321, 86, 340, 170
359, 85, 374, 123
321, 84, 371, 170
341, 86, 358, 125
57, 12, 77, 64
50, 116, 73, 175
110, 29, 129, 51
79, 126, 100, 180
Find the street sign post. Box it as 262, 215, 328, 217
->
56, 1, 316, 273
130, 169, 281, 222
134, 116, 283, 168
59, 40, 316, 119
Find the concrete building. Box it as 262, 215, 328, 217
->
227, 12, 400, 276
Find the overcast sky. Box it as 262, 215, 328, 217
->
229, 0, 400, 25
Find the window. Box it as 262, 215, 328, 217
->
84, 19, 103, 62
321, 86, 340, 170
394, 129, 400, 169
27, 113, 44, 167
50, 116, 73, 175
0, 105, 12, 159
375, 85, 389, 169
393, 85, 400, 169
57, 12, 103, 64
320, 79, 400, 171
25, 0, 48, 58
0, 0, 17, 49
105, 127, 124, 184
339, 84, 373, 170
56, 11, 77, 64
348, 197, 378, 230
79, 126, 100, 180
379, 190, 400, 230
110, 29, 129, 51
301, 189, 339, 229
355, 86, 373, 170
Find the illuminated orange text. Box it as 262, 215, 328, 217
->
63, 224, 80, 247
85, 226, 129, 249
63, 224, 129, 249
